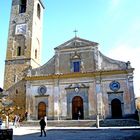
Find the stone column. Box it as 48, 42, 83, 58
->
128, 74, 136, 114
53, 79, 60, 120
55, 51, 60, 74
96, 79, 103, 116
66, 89, 72, 119
26, 82, 32, 121
95, 78, 102, 128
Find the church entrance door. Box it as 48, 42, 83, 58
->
72, 96, 84, 120
38, 102, 46, 120
111, 98, 122, 118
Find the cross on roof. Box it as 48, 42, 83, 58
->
73, 29, 78, 37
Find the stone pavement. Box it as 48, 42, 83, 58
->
1, 123, 140, 140
11, 126, 140, 140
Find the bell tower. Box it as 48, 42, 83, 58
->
4, 0, 45, 90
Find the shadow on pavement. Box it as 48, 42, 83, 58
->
13, 129, 140, 140
14, 132, 47, 140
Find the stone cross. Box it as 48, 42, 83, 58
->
73, 29, 78, 37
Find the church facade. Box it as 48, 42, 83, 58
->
3, 0, 136, 120
25, 37, 135, 120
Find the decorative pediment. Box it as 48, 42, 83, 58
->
71, 51, 81, 59
66, 83, 89, 89
54, 37, 98, 51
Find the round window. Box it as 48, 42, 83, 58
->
38, 86, 47, 95
109, 81, 120, 92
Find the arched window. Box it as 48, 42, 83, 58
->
17, 46, 21, 56
19, 0, 27, 13
14, 75, 18, 83
35, 49, 37, 59
71, 52, 81, 72
37, 3, 41, 19
37, 38, 40, 48
16, 89, 18, 94
73, 61, 80, 72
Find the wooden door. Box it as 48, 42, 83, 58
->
38, 102, 46, 120
72, 96, 84, 120
111, 98, 122, 118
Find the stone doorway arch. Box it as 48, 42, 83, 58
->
111, 98, 122, 118
38, 102, 46, 120
72, 96, 84, 120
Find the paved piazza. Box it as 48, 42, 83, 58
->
12, 126, 140, 140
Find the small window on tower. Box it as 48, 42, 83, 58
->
37, 3, 41, 19
16, 89, 18, 94
35, 49, 37, 59
14, 75, 18, 83
17, 46, 21, 56
19, 0, 27, 13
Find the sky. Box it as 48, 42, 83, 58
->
0, 0, 140, 97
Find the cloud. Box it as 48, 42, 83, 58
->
108, 0, 122, 12
111, 0, 121, 8
107, 44, 140, 97
106, 0, 123, 21
128, 19, 140, 40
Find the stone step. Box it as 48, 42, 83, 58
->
100, 119, 140, 127
22, 120, 96, 127
22, 119, 140, 127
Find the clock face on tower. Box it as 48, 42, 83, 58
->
15, 24, 27, 35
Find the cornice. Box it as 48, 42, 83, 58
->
24, 69, 134, 81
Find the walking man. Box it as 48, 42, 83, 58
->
39, 117, 46, 137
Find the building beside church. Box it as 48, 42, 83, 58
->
3, 0, 136, 120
